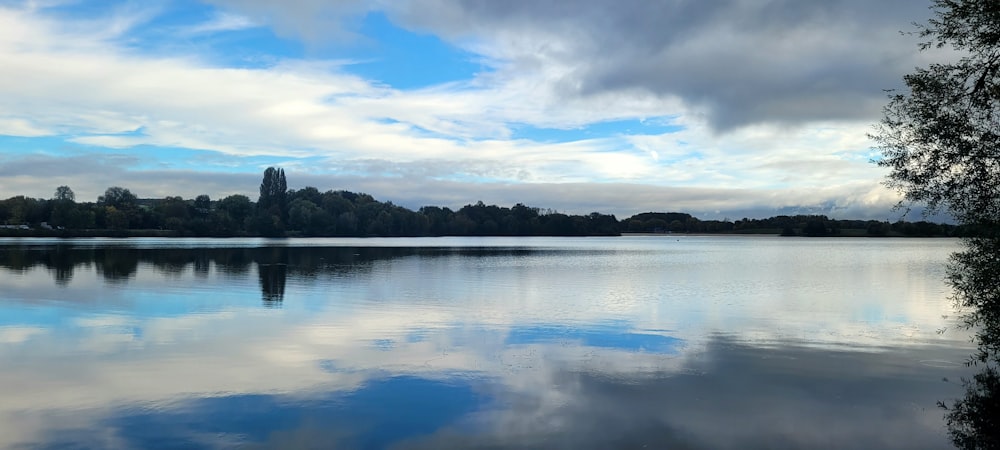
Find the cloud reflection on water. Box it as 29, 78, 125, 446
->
0, 237, 975, 448
9, 336, 969, 449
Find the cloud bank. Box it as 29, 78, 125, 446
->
0, 1, 939, 219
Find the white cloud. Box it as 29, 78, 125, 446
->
0, 2, 916, 218
0, 117, 49, 136
0, 326, 47, 344
201, 0, 372, 42
183, 11, 257, 35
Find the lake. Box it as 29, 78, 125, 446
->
0, 236, 975, 449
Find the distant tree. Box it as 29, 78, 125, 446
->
802, 219, 829, 237
1, 196, 46, 225
587, 212, 620, 236
288, 198, 329, 235
48, 186, 78, 228
218, 194, 253, 224
336, 211, 358, 235
194, 194, 211, 212
646, 218, 668, 233
98, 187, 137, 210
53, 186, 75, 202
289, 186, 322, 205
154, 196, 191, 231
256, 167, 288, 236
866, 221, 890, 236
104, 206, 128, 230
419, 206, 453, 236
257, 167, 287, 214
321, 191, 355, 217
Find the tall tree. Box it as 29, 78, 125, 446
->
256, 167, 288, 236
258, 168, 276, 211
872, 0, 1000, 224
873, 2, 1000, 448
277, 168, 287, 214
50, 186, 77, 228
257, 167, 287, 214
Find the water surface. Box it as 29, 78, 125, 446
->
0, 236, 974, 448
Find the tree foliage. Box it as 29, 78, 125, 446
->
256, 167, 288, 236
98, 187, 137, 210
0, 168, 964, 238
53, 186, 75, 202
872, 0, 1000, 224
257, 167, 287, 214
874, 2, 1000, 448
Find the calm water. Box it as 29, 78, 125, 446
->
0, 236, 975, 449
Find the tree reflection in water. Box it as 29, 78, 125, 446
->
941, 234, 1000, 449
256, 248, 288, 307
257, 263, 286, 307
0, 244, 485, 308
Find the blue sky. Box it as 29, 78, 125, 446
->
0, 0, 936, 219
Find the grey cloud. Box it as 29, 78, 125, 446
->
193, 0, 932, 130
398, 337, 968, 449
388, 0, 931, 130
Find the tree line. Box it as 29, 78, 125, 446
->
0, 169, 961, 238
622, 211, 970, 237
0, 170, 620, 237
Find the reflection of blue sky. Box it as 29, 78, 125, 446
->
0, 269, 261, 329
0, 237, 977, 448
506, 324, 682, 354
16, 338, 974, 449
94, 376, 487, 449
0, 303, 77, 328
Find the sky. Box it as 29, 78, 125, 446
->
0, 0, 944, 220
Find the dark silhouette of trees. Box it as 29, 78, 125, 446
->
97, 187, 140, 231
0, 196, 47, 226
257, 168, 287, 214
871, 0, 1000, 225
98, 186, 137, 210
256, 247, 288, 307
0, 174, 963, 239
54, 186, 74, 202
256, 167, 288, 236
871, 1, 1000, 448
194, 194, 211, 213
49, 186, 78, 229
217, 194, 254, 235
802, 219, 829, 237
941, 234, 1000, 449
155, 196, 191, 232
